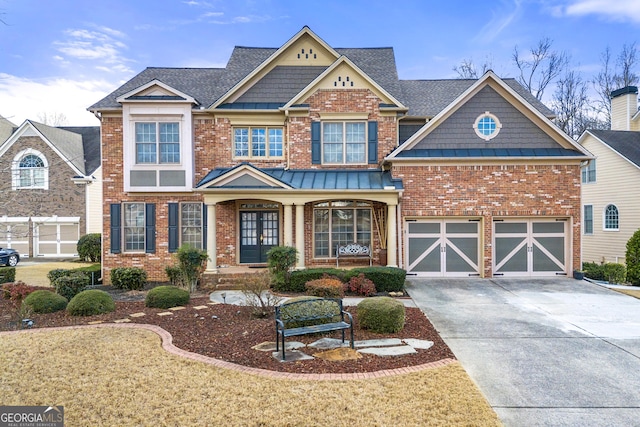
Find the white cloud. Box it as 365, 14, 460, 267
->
0, 73, 116, 126
474, 0, 524, 43
562, 0, 640, 23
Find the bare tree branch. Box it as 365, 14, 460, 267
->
513, 38, 569, 100
453, 57, 494, 79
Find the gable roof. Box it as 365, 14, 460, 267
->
0, 116, 16, 144
583, 129, 640, 168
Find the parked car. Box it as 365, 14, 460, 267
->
0, 248, 20, 267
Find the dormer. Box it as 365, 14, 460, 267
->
117, 80, 197, 192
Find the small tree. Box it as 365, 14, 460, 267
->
626, 229, 640, 286
267, 246, 298, 288
77, 233, 101, 262
175, 245, 209, 293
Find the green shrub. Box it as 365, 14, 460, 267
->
357, 296, 405, 333
48, 269, 72, 286
165, 265, 182, 287
169, 245, 209, 292
582, 262, 605, 281
74, 264, 102, 285
305, 276, 344, 298
77, 233, 101, 262
350, 267, 406, 292
111, 267, 147, 290
267, 246, 298, 288
277, 296, 341, 328
67, 290, 115, 316
145, 286, 190, 309
626, 229, 640, 286
23, 290, 67, 313
604, 263, 626, 284
54, 274, 90, 300
0, 267, 16, 284
283, 268, 348, 293
345, 273, 377, 296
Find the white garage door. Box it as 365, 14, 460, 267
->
493, 219, 568, 277
0, 218, 30, 256
406, 219, 480, 277
34, 218, 80, 257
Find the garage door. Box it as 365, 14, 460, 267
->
34, 220, 79, 257
0, 219, 30, 255
406, 219, 480, 277
493, 219, 568, 277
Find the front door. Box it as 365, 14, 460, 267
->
240, 210, 279, 263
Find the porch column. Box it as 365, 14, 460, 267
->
295, 203, 305, 269
206, 204, 218, 273
283, 204, 293, 247
386, 203, 398, 267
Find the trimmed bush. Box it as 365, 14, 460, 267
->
626, 229, 640, 286
23, 290, 67, 313
582, 262, 605, 281
0, 267, 16, 284
345, 273, 376, 296
54, 273, 90, 300
48, 269, 72, 286
305, 276, 344, 298
284, 268, 348, 293
74, 264, 102, 285
604, 263, 626, 284
165, 265, 182, 287
67, 290, 115, 316
357, 296, 405, 333
267, 246, 298, 288
111, 267, 147, 290
77, 233, 101, 262
350, 267, 406, 293
145, 286, 190, 309
278, 296, 341, 328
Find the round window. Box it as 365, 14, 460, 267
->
474, 112, 501, 141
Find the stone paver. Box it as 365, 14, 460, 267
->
113, 318, 131, 323
314, 347, 361, 361
307, 338, 349, 349
87, 321, 103, 325
252, 341, 305, 352
129, 312, 146, 318
192, 305, 208, 310
157, 312, 173, 316
272, 350, 314, 362
358, 345, 417, 357
168, 306, 186, 311
403, 338, 434, 350
354, 338, 402, 348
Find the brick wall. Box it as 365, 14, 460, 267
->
393, 163, 582, 276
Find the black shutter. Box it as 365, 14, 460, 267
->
202, 203, 208, 250
368, 121, 378, 164
110, 204, 121, 254
145, 203, 156, 253
311, 121, 321, 164
168, 203, 179, 253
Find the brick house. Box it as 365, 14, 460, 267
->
89, 27, 591, 282
0, 117, 101, 257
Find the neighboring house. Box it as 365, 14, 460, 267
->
0, 118, 101, 258
89, 27, 591, 282
579, 86, 640, 264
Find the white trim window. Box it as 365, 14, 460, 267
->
474, 112, 502, 141
322, 122, 366, 164
313, 200, 371, 257
583, 205, 593, 235
12, 149, 48, 190
604, 204, 619, 231
233, 127, 283, 159
582, 160, 596, 183
181, 202, 203, 249
123, 202, 145, 251
135, 122, 180, 164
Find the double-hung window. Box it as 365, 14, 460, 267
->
233, 127, 283, 158
313, 201, 371, 257
181, 202, 203, 249
583, 205, 593, 235
322, 122, 366, 164
136, 122, 180, 164
123, 202, 146, 251
581, 160, 596, 183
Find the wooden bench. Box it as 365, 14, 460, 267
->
275, 298, 354, 360
336, 243, 372, 267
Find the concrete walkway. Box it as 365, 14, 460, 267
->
407, 277, 640, 427
209, 290, 416, 307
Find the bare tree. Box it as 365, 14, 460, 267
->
513, 37, 569, 101
551, 70, 604, 139
453, 57, 494, 79
36, 112, 69, 126
592, 43, 639, 127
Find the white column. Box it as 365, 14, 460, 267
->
206, 204, 218, 273
295, 203, 305, 269
283, 204, 293, 247
386, 203, 398, 267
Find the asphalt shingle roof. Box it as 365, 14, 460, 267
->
589, 129, 640, 167
394, 147, 584, 158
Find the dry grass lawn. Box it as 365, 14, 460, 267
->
0, 327, 501, 426
15, 261, 94, 287
614, 288, 640, 299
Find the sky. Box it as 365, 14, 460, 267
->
0, 0, 639, 126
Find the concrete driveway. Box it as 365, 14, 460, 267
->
407, 278, 640, 427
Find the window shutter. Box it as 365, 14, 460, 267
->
311, 121, 321, 164
110, 204, 121, 254
145, 203, 156, 253
368, 121, 378, 164
202, 203, 208, 250
168, 203, 179, 253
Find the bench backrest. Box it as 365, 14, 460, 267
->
276, 298, 344, 328
337, 243, 371, 257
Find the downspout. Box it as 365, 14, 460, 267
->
285, 109, 290, 170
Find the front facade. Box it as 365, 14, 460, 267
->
0, 118, 101, 257
90, 27, 591, 282
580, 86, 640, 264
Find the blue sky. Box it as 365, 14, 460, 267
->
1, 0, 639, 125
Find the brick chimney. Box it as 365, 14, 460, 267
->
610, 86, 639, 131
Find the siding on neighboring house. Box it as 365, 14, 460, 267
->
86, 166, 103, 234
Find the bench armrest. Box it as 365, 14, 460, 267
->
342, 310, 354, 326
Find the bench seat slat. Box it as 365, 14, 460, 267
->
280, 321, 351, 337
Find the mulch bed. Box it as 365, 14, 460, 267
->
0, 288, 455, 374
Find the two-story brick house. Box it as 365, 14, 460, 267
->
89, 27, 591, 282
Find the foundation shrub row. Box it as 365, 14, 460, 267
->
276, 266, 406, 294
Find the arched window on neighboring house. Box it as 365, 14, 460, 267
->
12, 150, 48, 190
604, 204, 619, 231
